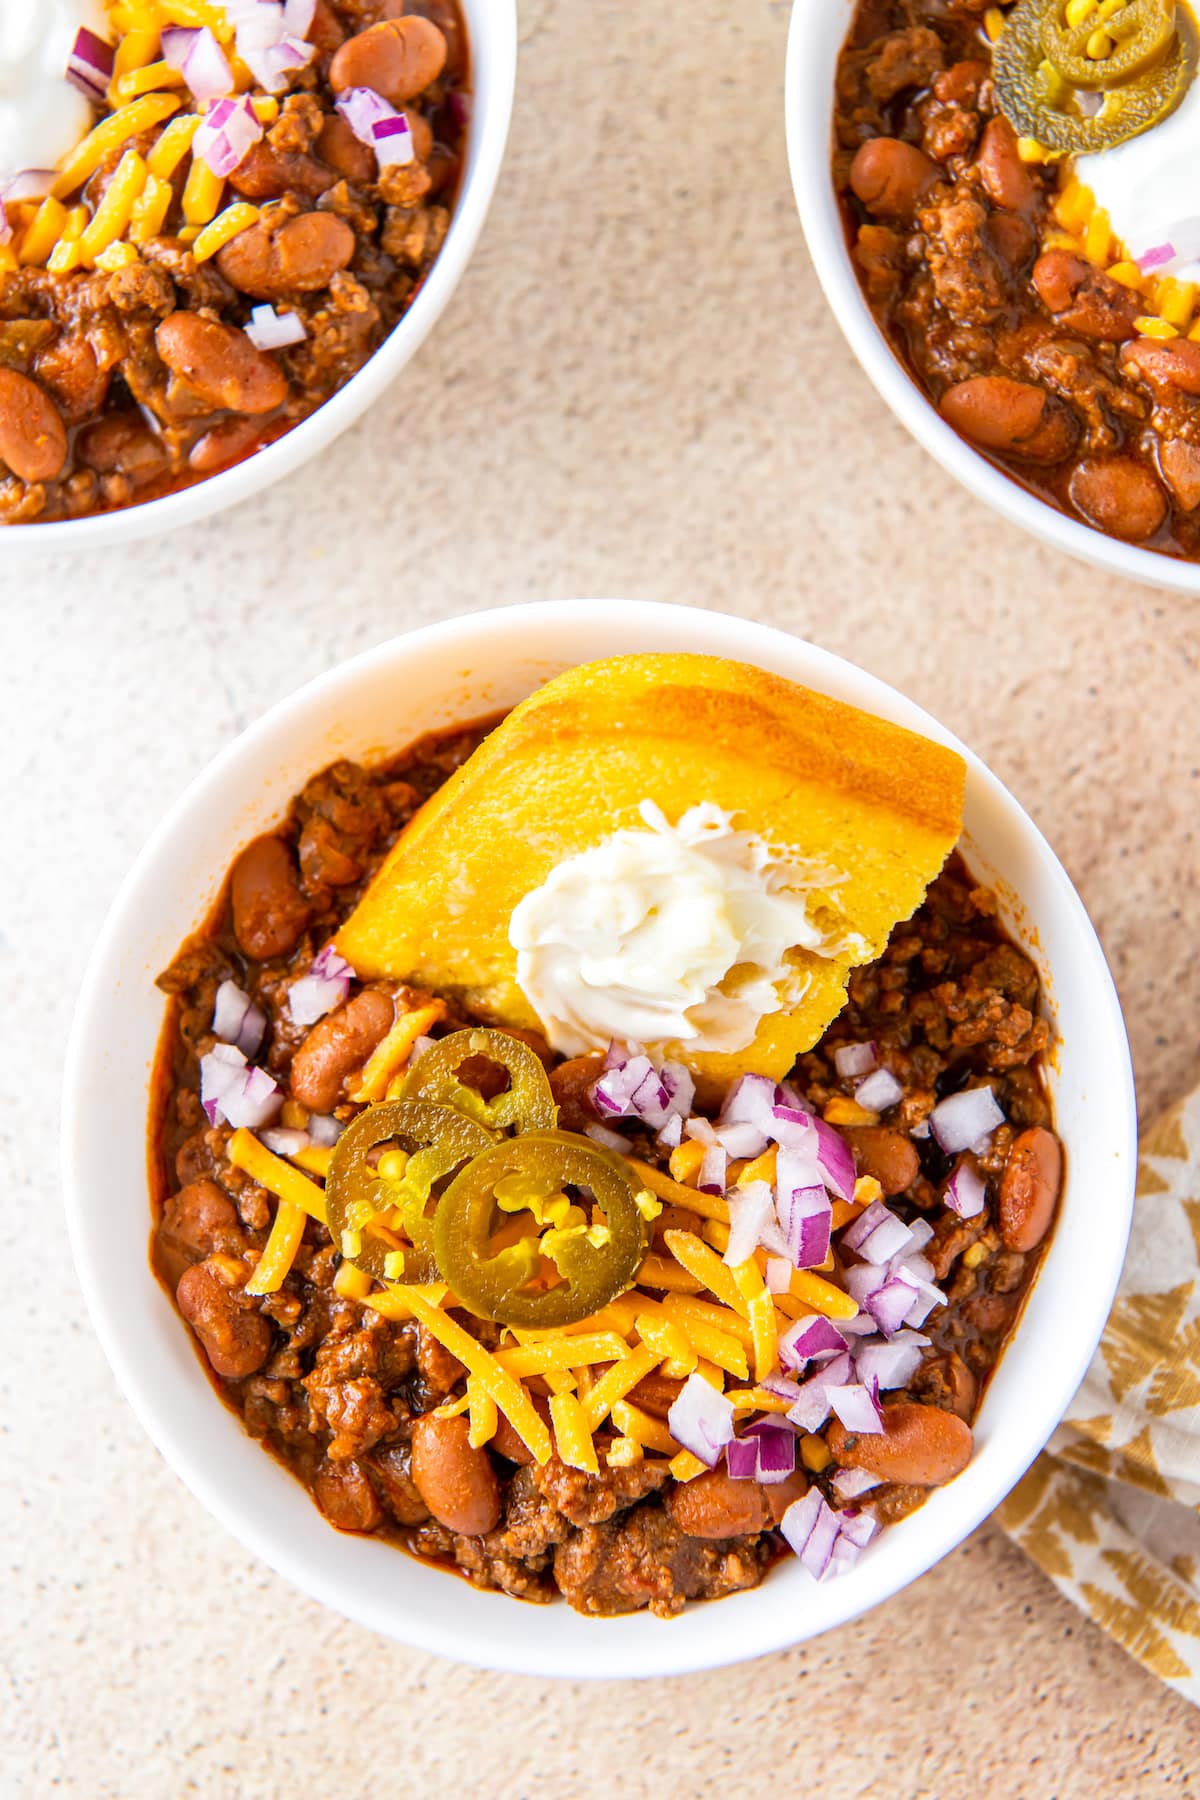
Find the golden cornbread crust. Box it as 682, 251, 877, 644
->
336, 654, 967, 1086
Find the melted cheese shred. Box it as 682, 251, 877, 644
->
226, 1123, 875, 1474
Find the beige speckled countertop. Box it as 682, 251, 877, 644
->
3, 2, 1199, 1794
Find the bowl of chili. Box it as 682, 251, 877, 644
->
62, 598, 1136, 1677
0, 0, 516, 547
787, 0, 1200, 592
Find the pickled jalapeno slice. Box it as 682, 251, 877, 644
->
400, 1027, 558, 1133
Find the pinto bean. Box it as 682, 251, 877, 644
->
176, 1257, 273, 1378
849, 137, 940, 220
828, 1402, 973, 1487
230, 835, 311, 960
308, 0, 346, 56
976, 116, 1036, 212
410, 1413, 501, 1535
369, 1445, 430, 1524
920, 1350, 978, 1421
315, 112, 377, 183
188, 413, 266, 475
1121, 336, 1200, 396
845, 1126, 919, 1196
155, 312, 288, 414
1032, 250, 1139, 341
313, 1457, 384, 1532
0, 367, 68, 481
998, 1126, 1062, 1252
78, 413, 167, 483
217, 211, 355, 300
665, 1468, 772, 1539
290, 986, 394, 1112
157, 1178, 240, 1288
405, 0, 466, 80
329, 16, 447, 106
1068, 456, 1167, 541
1159, 437, 1200, 511
939, 376, 1076, 463
229, 142, 336, 200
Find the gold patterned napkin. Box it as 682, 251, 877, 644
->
999, 1089, 1200, 1704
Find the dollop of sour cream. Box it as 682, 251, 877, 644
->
0, 0, 108, 187
509, 802, 859, 1058
1077, 8, 1200, 279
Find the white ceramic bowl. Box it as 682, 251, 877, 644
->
3, 0, 516, 555
786, 0, 1200, 595
62, 599, 1136, 1679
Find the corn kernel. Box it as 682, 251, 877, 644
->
377, 1149, 410, 1182
1085, 26, 1113, 55
962, 1241, 989, 1270
800, 1434, 832, 1473
1065, 0, 1096, 25
1134, 316, 1179, 339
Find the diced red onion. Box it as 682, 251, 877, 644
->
760, 1372, 805, 1402
723, 1181, 774, 1266
776, 1180, 832, 1270
785, 1350, 854, 1432
836, 1506, 878, 1549
244, 302, 307, 351
585, 1122, 629, 1153
591, 1048, 688, 1131
777, 1313, 848, 1373
945, 1159, 987, 1220
719, 1073, 779, 1138
780, 1488, 843, 1579
685, 1115, 718, 1144
903, 1217, 934, 1255
372, 112, 415, 168
827, 1381, 884, 1434
854, 1067, 903, 1112
259, 1125, 310, 1156
288, 943, 353, 1027
863, 1275, 919, 1338
307, 1112, 344, 1147
725, 1421, 796, 1484
698, 1143, 727, 1196
929, 1085, 1004, 1155
67, 27, 114, 103
854, 1332, 927, 1392
657, 1113, 684, 1150
809, 1115, 857, 1201
193, 95, 264, 178
667, 1373, 735, 1468
775, 1080, 814, 1117
840, 1199, 912, 1266
162, 25, 234, 102
212, 977, 267, 1058
3, 171, 57, 202
715, 1120, 769, 1160
911, 1119, 930, 1139
199, 1043, 282, 1130
336, 84, 399, 150
726, 1437, 761, 1480
283, 0, 317, 34
241, 31, 314, 94
1139, 241, 1176, 272
411, 1035, 436, 1064
743, 1420, 797, 1482
832, 1466, 881, 1500
833, 1041, 876, 1080
660, 1061, 695, 1116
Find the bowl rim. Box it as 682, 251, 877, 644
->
784, 0, 1200, 597
61, 598, 1137, 1677
0, 0, 518, 556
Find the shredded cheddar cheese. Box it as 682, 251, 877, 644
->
227, 1128, 329, 1224
351, 1000, 447, 1103
246, 1201, 307, 1296
399, 1291, 554, 1464
549, 1392, 600, 1473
